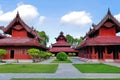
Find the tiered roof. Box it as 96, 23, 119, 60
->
52, 32, 71, 47
49, 32, 78, 53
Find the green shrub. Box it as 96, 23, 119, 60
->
72, 53, 76, 56
46, 52, 52, 57
0, 49, 7, 61
56, 52, 68, 61
68, 53, 72, 56
68, 53, 76, 56
27, 48, 40, 62
39, 51, 47, 58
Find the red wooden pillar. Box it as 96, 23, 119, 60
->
88, 47, 91, 59
118, 50, 120, 59
87, 47, 89, 58
104, 47, 107, 59
91, 46, 95, 59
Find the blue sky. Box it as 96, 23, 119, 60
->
0, 0, 120, 46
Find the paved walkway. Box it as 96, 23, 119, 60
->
1, 57, 120, 80
38, 57, 55, 64
104, 62, 120, 67
69, 57, 85, 64
56, 64, 82, 74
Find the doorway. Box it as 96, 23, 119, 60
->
10, 50, 14, 59
113, 52, 118, 59
97, 47, 104, 59
113, 48, 119, 59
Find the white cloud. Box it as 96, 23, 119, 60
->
60, 11, 92, 26
38, 16, 46, 25
0, 10, 3, 15
114, 14, 120, 22
0, 3, 46, 27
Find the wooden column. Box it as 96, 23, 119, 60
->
104, 47, 107, 59
119, 52, 120, 60
88, 47, 90, 59
92, 46, 95, 59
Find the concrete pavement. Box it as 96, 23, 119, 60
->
104, 62, 120, 67
69, 57, 85, 64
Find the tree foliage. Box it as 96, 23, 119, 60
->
37, 31, 49, 46
66, 34, 74, 44
66, 34, 83, 47
0, 49, 7, 61
27, 48, 40, 62
27, 48, 52, 62
27, 48, 40, 57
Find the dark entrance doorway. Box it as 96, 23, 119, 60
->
97, 47, 104, 59
10, 50, 14, 59
113, 52, 118, 59
113, 48, 119, 59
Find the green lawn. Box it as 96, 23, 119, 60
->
0, 64, 58, 73
73, 63, 120, 73
11, 78, 120, 80
51, 59, 72, 63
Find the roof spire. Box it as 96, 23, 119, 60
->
92, 23, 96, 27
16, 11, 20, 22
107, 8, 111, 15
60, 31, 63, 35
16, 11, 20, 17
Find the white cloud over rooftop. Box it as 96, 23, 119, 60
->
114, 13, 120, 22
0, 3, 46, 27
60, 11, 92, 27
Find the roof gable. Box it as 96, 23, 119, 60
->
3, 12, 42, 40
4, 12, 32, 34
56, 32, 67, 41
94, 9, 120, 30
87, 9, 120, 36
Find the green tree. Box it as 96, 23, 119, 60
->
66, 34, 74, 45
66, 34, 83, 47
0, 49, 7, 62
27, 48, 40, 62
37, 31, 49, 46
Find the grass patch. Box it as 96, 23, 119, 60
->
0, 64, 58, 73
11, 78, 120, 80
51, 59, 72, 63
73, 63, 120, 73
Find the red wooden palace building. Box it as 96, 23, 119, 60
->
49, 32, 78, 55
76, 9, 120, 61
0, 12, 47, 59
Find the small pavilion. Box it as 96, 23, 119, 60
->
49, 32, 78, 56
